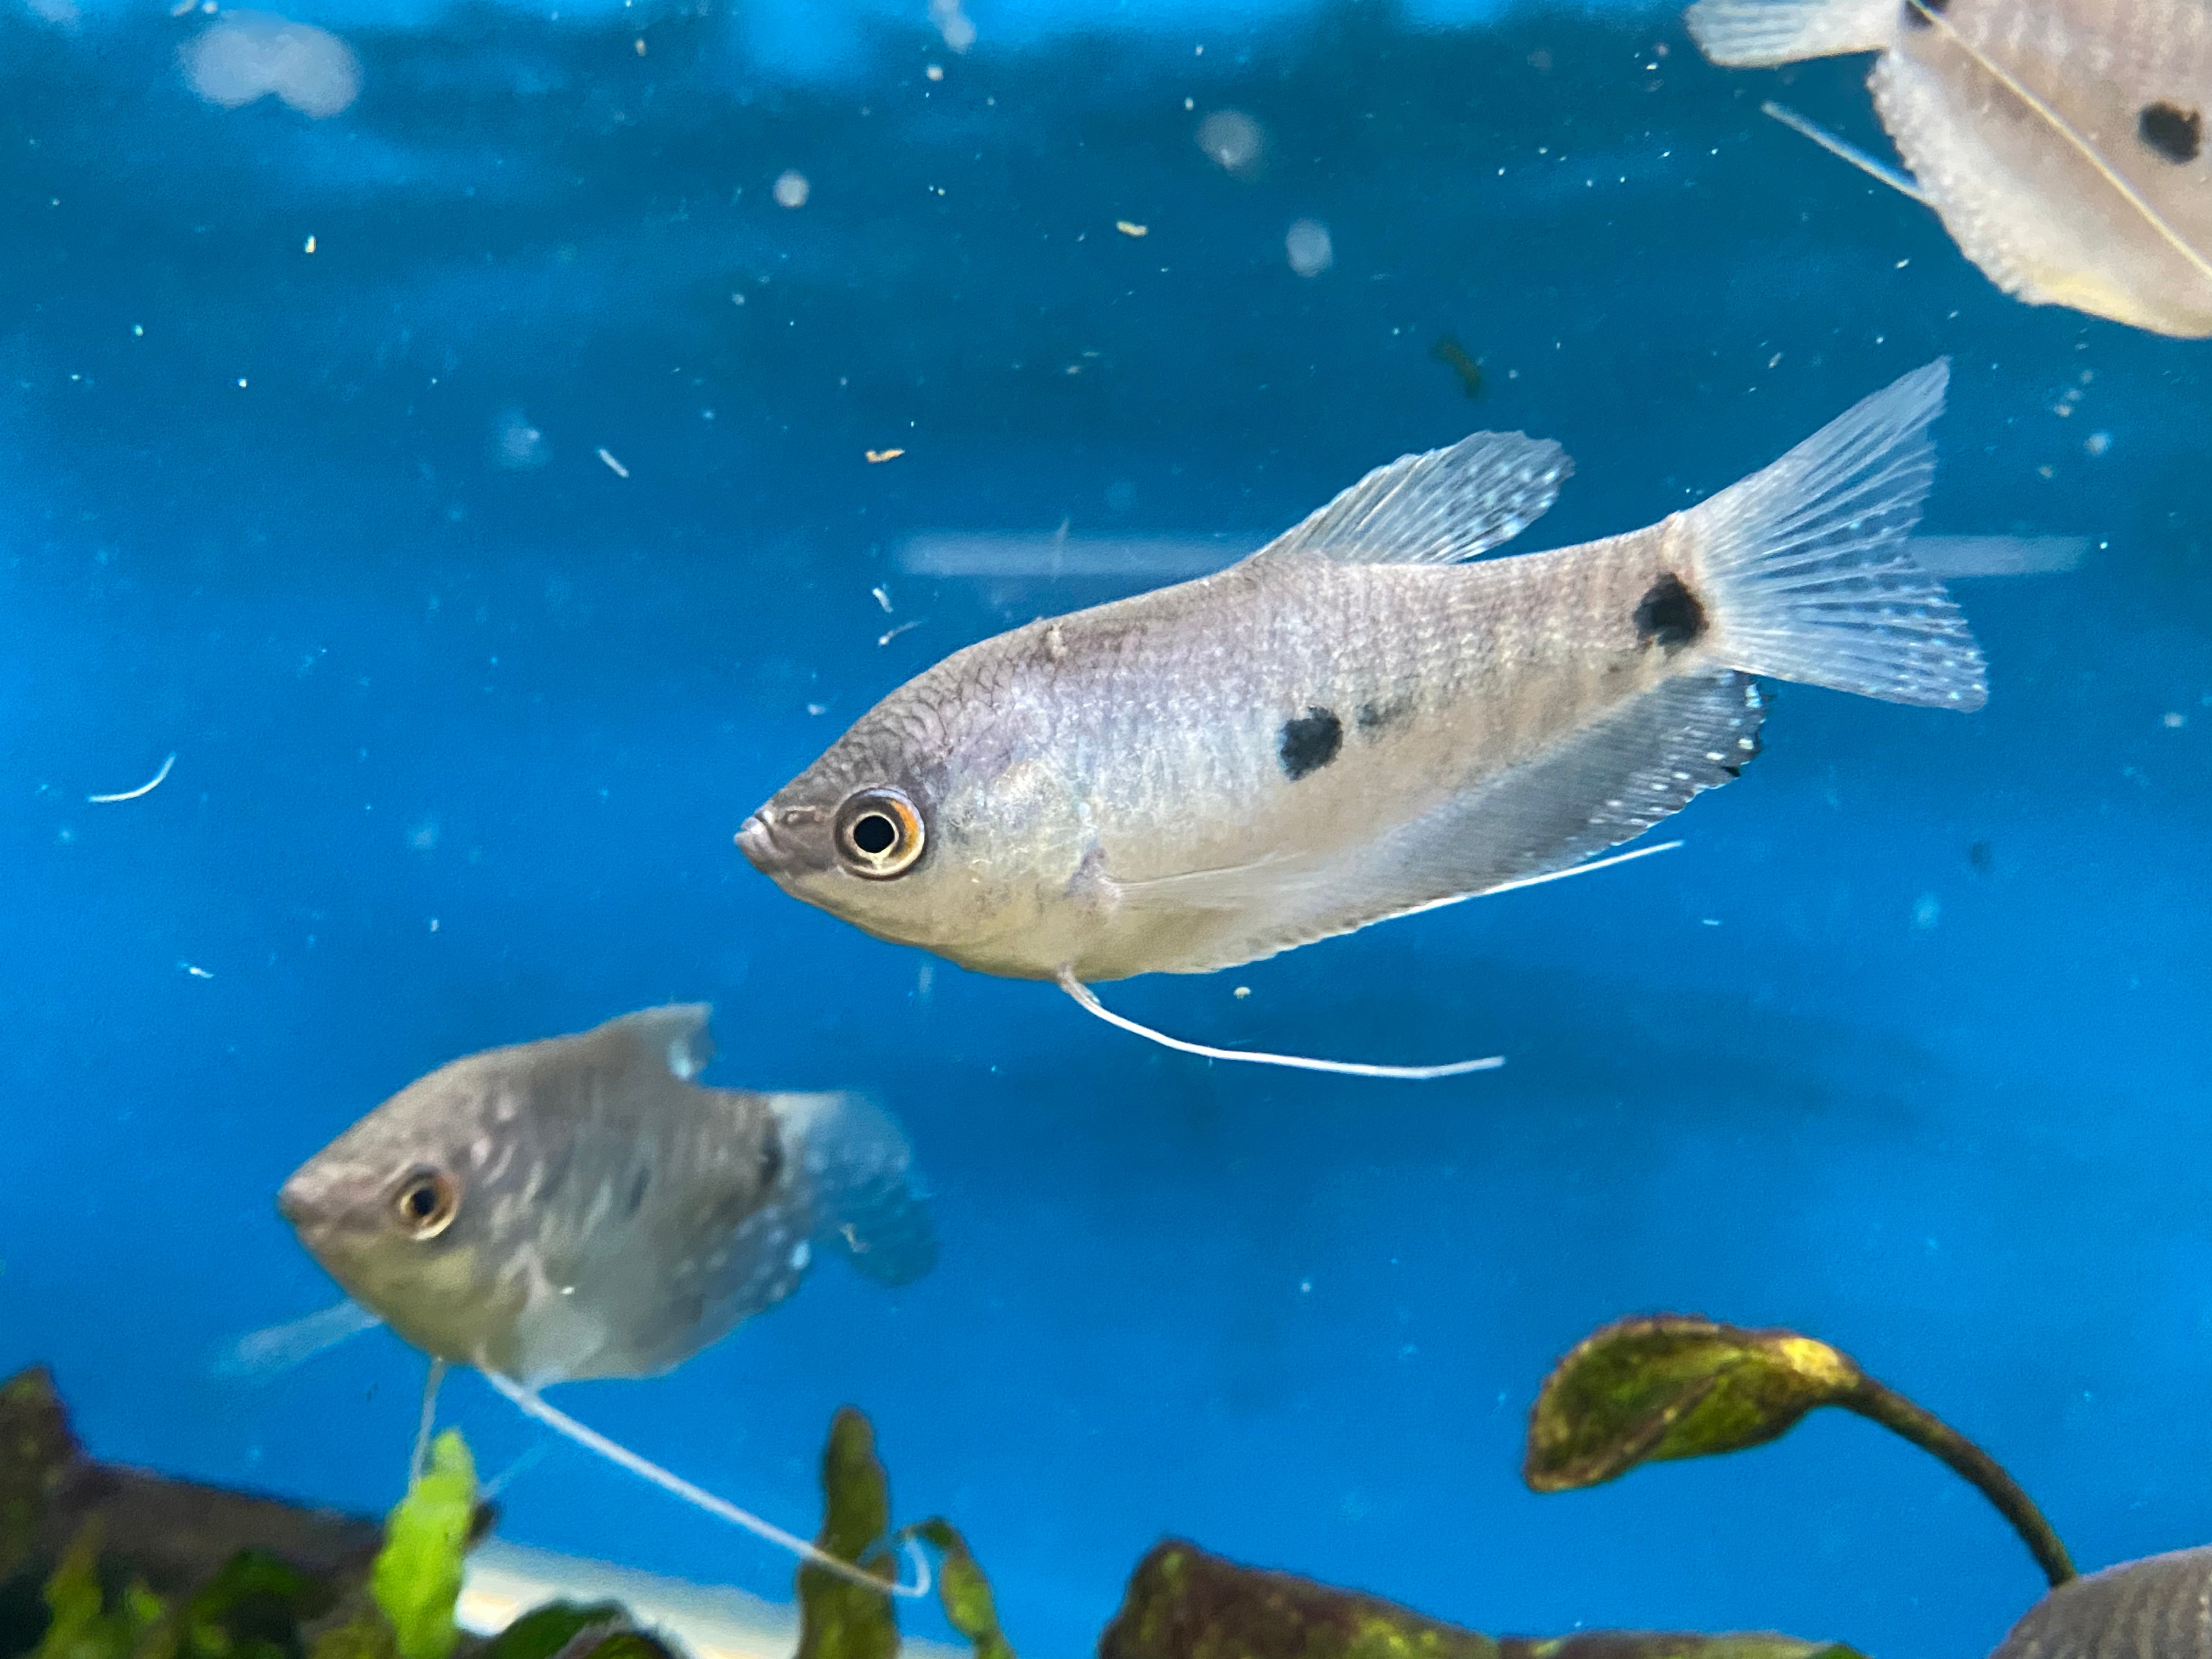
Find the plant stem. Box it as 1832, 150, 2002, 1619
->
1842, 1377, 2073, 1587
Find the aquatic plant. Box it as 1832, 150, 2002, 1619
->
369, 1432, 477, 1659
794, 1408, 1015, 1659
1097, 1540, 1865, 1659
1523, 1315, 2073, 1586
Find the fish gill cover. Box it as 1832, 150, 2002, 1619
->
1, 0, 2210, 1657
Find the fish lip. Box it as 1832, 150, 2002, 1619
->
275, 1172, 313, 1228
736, 811, 781, 873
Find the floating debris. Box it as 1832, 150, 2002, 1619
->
1115, 221, 1148, 238
929, 0, 975, 53
86, 752, 174, 804
866, 448, 905, 464
1285, 218, 1333, 277
180, 12, 360, 118
1429, 335, 1483, 398
595, 447, 629, 478
775, 171, 811, 208
1195, 109, 1264, 177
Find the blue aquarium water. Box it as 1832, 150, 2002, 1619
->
3, 0, 2209, 1654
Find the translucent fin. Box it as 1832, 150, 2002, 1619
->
1057, 970, 1503, 1081
410, 1358, 448, 1484
1761, 101, 1928, 205
210, 1299, 381, 1379
1688, 359, 1988, 709
479, 1372, 932, 1600
1254, 431, 1571, 567
1685, 0, 1895, 66
1137, 675, 1764, 974
596, 1004, 715, 1081
768, 1092, 937, 1287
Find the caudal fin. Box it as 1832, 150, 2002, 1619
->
769, 1092, 938, 1287
1686, 359, 1987, 710
1685, 0, 1897, 65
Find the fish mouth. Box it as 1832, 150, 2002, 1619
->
276, 1173, 312, 1227
736, 811, 782, 873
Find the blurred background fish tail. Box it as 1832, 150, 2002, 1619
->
1685, 0, 1898, 67
771, 1091, 939, 1288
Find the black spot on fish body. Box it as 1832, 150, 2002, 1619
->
623, 1164, 651, 1219
2140, 101, 2203, 164
1901, 0, 1946, 28
1278, 707, 1344, 780
758, 1126, 784, 1190
1633, 572, 1706, 652
1355, 696, 1412, 735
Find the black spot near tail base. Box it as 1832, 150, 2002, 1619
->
2140, 101, 2203, 165
1278, 707, 1344, 781
1634, 573, 1707, 652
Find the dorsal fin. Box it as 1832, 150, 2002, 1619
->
1252, 430, 1571, 567
594, 1003, 715, 1081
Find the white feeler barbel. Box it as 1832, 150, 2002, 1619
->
1056, 840, 1683, 1079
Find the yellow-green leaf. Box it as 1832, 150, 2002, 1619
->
906, 1520, 1013, 1659
370, 1432, 477, 1659
1525, 1316, 1860, 1493
795, 1409, 897, 1659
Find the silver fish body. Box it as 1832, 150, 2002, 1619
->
741, 363, 1985, 983
1688, 0, 2212, 335
1991, 1548, 2212, 1659
278, 1006, 933, 1387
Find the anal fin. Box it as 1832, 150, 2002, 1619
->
1157, 672, 1768, 973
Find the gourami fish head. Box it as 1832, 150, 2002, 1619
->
737, 643, 1093, 978
279, 1056, 524, 1370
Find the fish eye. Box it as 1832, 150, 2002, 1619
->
390, 1167, 460, 1240
833, 788, 925, 879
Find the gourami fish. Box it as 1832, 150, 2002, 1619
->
1988, 1547, 2212, 1659
1686, 0, 2212, 337
274, 1005, 935, 1593
740, 361, 1986, 1079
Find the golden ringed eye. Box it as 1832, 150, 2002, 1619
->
391, 1168, 460, 1239
834, 788, 925, 879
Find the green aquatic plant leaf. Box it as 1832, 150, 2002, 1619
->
905, 1520, 1012, 1659
369, 1432, 476, 1659
30, 1523, 166, 1659
1524, 1313, 2073, 1586
477, 1602, 628, 1659
795, 1409, 896, 1659
1101, 1539, 1497, 1659
173, 1549, 334, 1659
300, 1609, 396, 1659
2, 1368, 79, 1585
1098, 1542, 1866, 1659
1524, 1316, 1861, 1492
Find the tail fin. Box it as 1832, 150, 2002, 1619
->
1686, 359, 1988, 710
1685, 0, 1897, 66
769, 1092, 938, 1288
